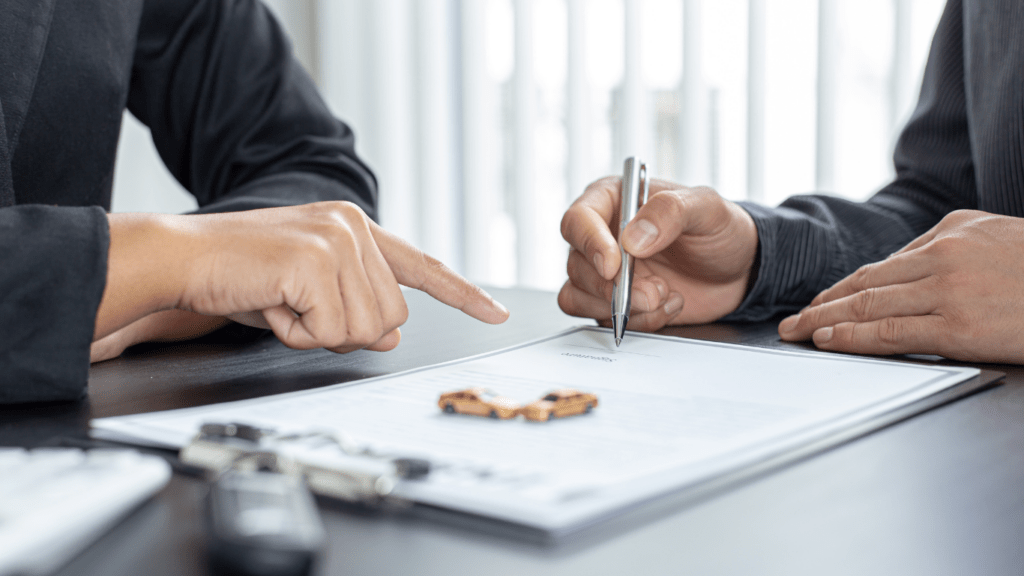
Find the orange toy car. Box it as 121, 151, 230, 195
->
438, 387, 520, 419
519, 389, 599, 421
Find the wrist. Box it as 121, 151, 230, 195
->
96, 213, 190, 339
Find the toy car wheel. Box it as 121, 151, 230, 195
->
585, 403, 593, 413
489, 410, 498, 419
444, 403, 455, 414
545, 411, 553, 421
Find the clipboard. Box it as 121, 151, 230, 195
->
91, 327, 999, 541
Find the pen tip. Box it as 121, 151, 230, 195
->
615, 337, 622, 347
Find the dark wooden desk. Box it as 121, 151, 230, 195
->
3, 287, 1024, 576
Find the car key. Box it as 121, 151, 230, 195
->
207, 469, 325, 576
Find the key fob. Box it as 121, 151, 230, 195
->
207, 470, 325, 576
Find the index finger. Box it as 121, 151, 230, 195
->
370, 224, 510, 325
560, 176, 621, 279
807, 252, 934, 309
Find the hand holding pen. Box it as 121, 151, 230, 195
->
557, 166, 759, 333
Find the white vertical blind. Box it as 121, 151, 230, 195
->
415, 0, 459, 269
745, 0, 766, 204
621, 0, 647, 163
512, 0, 539, 286
565, 0, 590, 206
816, 0, 838, 192
458, 0, 498, 282
678, 0, 709, 186
367, 0, 418, 243
317, 0, 367, 153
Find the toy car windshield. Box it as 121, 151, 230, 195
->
542, 393, 559, 401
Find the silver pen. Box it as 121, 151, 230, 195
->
612, 157, 649, 347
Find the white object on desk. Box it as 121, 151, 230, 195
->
92, 326, 979, 535
0, 448, 171, 576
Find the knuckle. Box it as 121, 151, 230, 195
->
877, 317, 903, 346
387, 300, 410, 330
688, 186, 720, 208
316, 217, 357, 250
566, 249, 583, 280
653, 190, 686, 222
299, 236, 336, 269
321, 202, 367, 234
850, 264, 873, 288
559, 209, 579, 242
335, 200, 367, 221
851, 289, 877, 320
942, 208, 979, 226
800, 304, 822, 327
583, 175, 619, 197
350, 320, 383, 346
576, 234, 600, 266
396, 307, 410, 329
557, 282, 579, 315
924, 236, 959, 259
423, 253, 456, 286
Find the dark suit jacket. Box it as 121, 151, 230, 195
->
0, 0, 376, 403
726, 0, 1024, 322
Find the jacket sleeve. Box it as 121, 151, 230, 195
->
0, 206, 108, 403
723, 0, 976, 322
127, 0, 377, 217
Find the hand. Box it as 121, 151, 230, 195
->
97, 202, 509, 354
778, 210, 1024, 363
558, 177, 759, 330
90, 310, 229, 363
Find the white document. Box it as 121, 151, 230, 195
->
92, 327, 979, 533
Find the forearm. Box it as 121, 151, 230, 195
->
95, 213, 188, 340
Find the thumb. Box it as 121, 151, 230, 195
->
620, 186, 730, 258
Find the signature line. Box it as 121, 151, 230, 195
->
566, 344, 659, 358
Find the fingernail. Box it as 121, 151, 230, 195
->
624, 219, 659, 252
593, 252, 605, 277
664, 293, 684, 316
492, 298, 509, 316
778, 314, 800, 333
815, 326, 834, 344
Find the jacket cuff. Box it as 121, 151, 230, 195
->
0, 206, 108, 403
721, 201, 845, 322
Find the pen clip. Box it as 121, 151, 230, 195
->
638, 162, 649, 207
